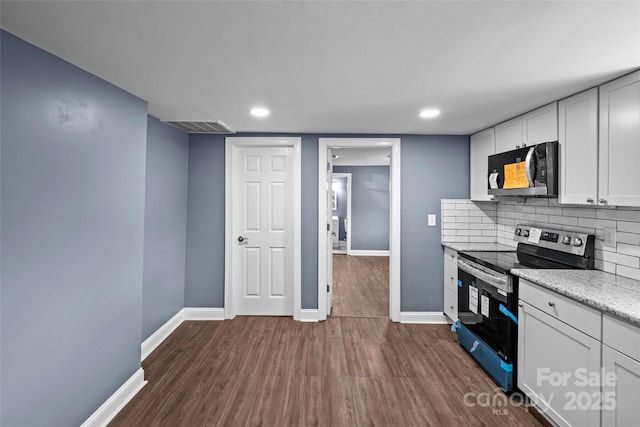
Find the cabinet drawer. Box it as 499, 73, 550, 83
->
444, 288, 457, 321
603, 315, 640, 361
444, 259, 458, 292
444, 247, 457, 263
519, 279, 601, 339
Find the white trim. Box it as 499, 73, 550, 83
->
318, 138, 401, 322
348, 250, 390, 257
141, 310, 184, 362
299, 309, 320, 322
183, 307, 225, 320
399, 312, 449, 324
80, 368, 146, 427
225, 137, 302, 320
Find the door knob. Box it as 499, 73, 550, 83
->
237, 236, 248, 242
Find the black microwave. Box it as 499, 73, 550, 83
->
487, 141, 558, 197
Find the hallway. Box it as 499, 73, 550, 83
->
331, 255, 388, 318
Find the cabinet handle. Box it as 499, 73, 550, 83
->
450, 305, 454, 310
548, 301, 555, 307
586, 198, 594, 204
599, 198, 607, 205
515, 145, 521, 149
450, 276, 454, 281
518, 302, 523, 307
522, 143, 527, 147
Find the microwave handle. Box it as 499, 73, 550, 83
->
524, 146, 535, 187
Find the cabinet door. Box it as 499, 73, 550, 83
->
602, 345, 640, 427
518, 302, 601, 427
558, 88, 599, 205
444, 288, 457, 321
599, 71, 640, 207
470, 128, 496, 201
495, 117, 523, 153
522, 102, 558, 145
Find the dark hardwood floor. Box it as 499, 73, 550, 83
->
111, 254, 543, 426
331, 255, 388, 318
110, 317, 544, 426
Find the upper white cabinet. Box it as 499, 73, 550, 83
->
599, 70, 640, 207
495, 117, 523, 153
559, 88, 599, 205
469, 128, 496, 201
494, 103, 558, 154
522, 102, 558, 145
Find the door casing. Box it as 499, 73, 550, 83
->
318, 138, 401, 322
225, 137, 302, 320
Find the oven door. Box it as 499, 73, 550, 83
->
457, 268, 518, 364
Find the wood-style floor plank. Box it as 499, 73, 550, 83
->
332, 255, 389, 318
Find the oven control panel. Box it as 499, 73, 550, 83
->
514, 225, 592, 256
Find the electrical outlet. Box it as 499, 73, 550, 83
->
428, 214, 436, 227
604, 228, 616, 247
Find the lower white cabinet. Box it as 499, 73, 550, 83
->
443, 248, 458, 321
601, 314, 640, 426
518, 280, 601, 427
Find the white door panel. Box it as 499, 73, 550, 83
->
235, 146, 293, 315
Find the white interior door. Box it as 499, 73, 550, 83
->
235, 146, 293, 315
326, 149, 334, 315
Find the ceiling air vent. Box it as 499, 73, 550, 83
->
164, 120, 235, 134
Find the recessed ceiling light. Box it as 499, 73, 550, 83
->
419, 109, 440, 118
250, 107, 270, 117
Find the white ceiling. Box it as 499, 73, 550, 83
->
2, 1, 639, 135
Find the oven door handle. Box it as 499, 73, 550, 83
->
457, 258, 508, 290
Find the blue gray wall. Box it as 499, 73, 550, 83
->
184, 134, 469, 312
0, 31, 147, 426
333, 166, 390, 251
401, 135, 469, 311
142, 117, 189, 340
184, 134, 226, 307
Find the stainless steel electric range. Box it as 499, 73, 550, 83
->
454, 224, 595, 392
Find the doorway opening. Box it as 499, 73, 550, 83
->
331, 173, 351, 255
317, 138, 401, 322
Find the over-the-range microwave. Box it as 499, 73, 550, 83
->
487, 141, 558, 197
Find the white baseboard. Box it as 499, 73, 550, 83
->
141, 310, 184, 362
349, 250, 390, 256
183, 307, 225, 320
299, 309, 319, 322
399, 311, 448, 324
81, 368, 146, 427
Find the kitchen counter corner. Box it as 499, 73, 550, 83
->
511, 269, 640, 327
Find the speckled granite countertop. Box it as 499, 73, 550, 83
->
512, 269, 640, 327
441, 242, 516, 252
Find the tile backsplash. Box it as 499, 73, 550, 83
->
441, 198, 640, 281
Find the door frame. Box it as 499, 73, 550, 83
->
331, 173, 352, 255
224, 137, 302, 320
318, 138, 401, 322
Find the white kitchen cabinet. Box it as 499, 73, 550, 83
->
443, 248, 458, 321
558, 88, 599, 205
494, 103, 558, 154
602, 315, 640, 426
470, 128, 496, 201
522, 102, 558, 146
518, 280, 601, 427
598, 70, 640, 207
495, 116, 523, 154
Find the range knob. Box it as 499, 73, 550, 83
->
523, 230, 530, 237
572, 237, 583, 247
515, 228, 522, 236
562, 236, 572, 245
